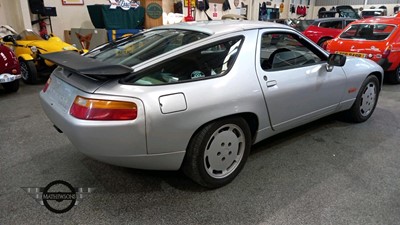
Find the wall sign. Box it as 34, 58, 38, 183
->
184, 0, 196, 7
109, 0, 140, 10
62, 0, 84, 5
147, 3, 163, 19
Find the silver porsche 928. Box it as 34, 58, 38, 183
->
40, 20, 383, 188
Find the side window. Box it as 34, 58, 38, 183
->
260, 33, 325, 71
129, 37, 243, 85
319, 21, 342, 29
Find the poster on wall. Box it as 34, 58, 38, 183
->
209, 0, 224, 3
184, 0, 196, 7
62, 0, 84, 5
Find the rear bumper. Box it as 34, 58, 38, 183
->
39, 77, 185, 171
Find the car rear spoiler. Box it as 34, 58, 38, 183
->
40, 51, 133, 77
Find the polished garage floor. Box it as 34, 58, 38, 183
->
1, 82, 399, 225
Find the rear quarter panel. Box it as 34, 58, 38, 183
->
95, 30, 271, 154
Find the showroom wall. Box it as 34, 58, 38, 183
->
2, 0, 315, 41
12, 0, 400, 42
185, 0, 316, 21
38, 0, 245, 40
0, 0, 31, 32
313, 4, 400, 18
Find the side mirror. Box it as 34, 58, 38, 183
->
326, 53, 346, 72
2, 35, 16, 45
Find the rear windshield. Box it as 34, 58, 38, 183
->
339, 24, 396, 40
292, 20, 314, 32
85, 30, 209, 67
18, 30, 43, 40
337, 8, 360, 19
361, 11, 385, 17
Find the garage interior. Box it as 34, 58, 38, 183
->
1, 0, 400, 224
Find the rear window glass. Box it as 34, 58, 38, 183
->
85, 30, 209, 67
339, 24, 396, 40
361, 10, 385, 17
123, 37, 243, 85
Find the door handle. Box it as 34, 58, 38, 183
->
266, 80, 277, 87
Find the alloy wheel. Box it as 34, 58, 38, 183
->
359, 81, 377, 117
20, 61, 29, 81
203, 124, 246, 179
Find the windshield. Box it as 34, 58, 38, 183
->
18, 30, 43, 40
292, 19, 314, 31
338, 8, 360, 19
339, 24, 396, 40
361, 11, 384, 17
86, 30, 209, 67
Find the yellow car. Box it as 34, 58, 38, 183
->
2, 29, 82, 84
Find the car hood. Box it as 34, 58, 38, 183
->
17, 38, 78, 53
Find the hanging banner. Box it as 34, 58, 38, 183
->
109, 0, 140, 10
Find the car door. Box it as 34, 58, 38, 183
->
256, 29, 347, 131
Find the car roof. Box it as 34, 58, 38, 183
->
151, 20, 293, 35
351, 16, 400, 24
362, 9, 386, 12
313, 17, 355, 22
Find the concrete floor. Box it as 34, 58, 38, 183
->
1, 81, 399, 225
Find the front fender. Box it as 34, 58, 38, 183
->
18, 54, 34, 61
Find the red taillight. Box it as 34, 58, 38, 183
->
70, 96, 137, 120
42, 78, 51, 93
382, 45, 392, 58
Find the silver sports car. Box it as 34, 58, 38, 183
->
40, 20, 383, 188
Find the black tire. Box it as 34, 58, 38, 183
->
2, 80, 19, 92
344, 75, 380, 123
182, 117, 252, 188
19, 59, 38, 84
317, 37, 331, 47
387, 66, 400, 84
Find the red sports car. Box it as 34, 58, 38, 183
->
325, 14, 400, 84
0, 42, 21, 92
303, 18, 356, 46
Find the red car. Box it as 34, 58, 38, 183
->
303, 18, 356, 46
326, 15, 400, 84
0, 41, 21, 92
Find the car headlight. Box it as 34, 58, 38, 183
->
63, 46, 75, 51
30, 46, 38, 53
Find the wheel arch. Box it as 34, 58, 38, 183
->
370, 71, 383, 89
181, 112, 259, 187
186, 112, 259, 150
317, 36, 333, 45
18, 54, 34, 61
